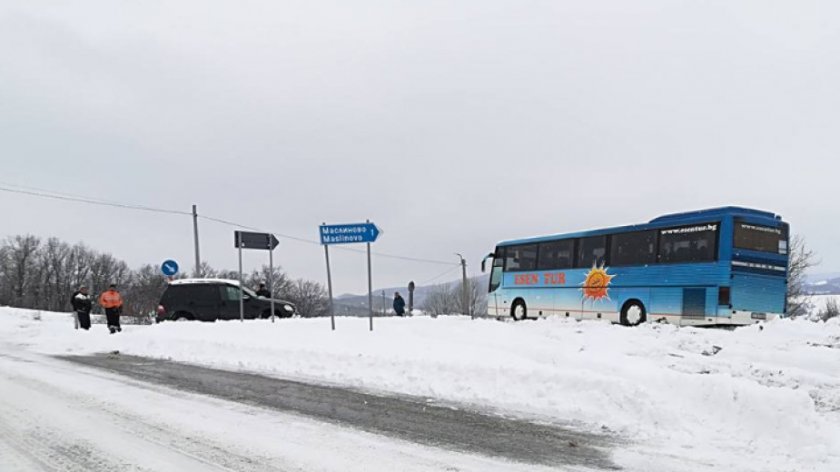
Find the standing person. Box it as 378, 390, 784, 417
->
255, 282, 271, 298
70, 286, 93, 330
393, 292, 406, 317
99, 284, 124, 334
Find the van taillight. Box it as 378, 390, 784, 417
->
718, 287, 731, 306
157, 305, 166, 316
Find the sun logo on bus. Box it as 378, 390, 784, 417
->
581, 264, 615, 302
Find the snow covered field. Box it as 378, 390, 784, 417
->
2, 305, 840, 471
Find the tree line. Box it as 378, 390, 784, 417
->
0, 234, 330, 317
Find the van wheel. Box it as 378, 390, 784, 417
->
173, 311, 194, 322
620, 301, 646, 326
511, 300, 527, 321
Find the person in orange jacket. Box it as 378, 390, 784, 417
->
99, 284, 124, 334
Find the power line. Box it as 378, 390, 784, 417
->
199, 214, 459, 266
419, 265, 462, 285
0, 184, 191, 216
1, 181, 460, 267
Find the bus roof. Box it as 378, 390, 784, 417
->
497, 206, 784, 247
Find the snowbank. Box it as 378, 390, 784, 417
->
2, 307, 839, 471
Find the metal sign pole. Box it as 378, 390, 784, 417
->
238, 232, 244, 322
324, 243, 335, 331
367, 223, 373, 331
269, 237, 275, 323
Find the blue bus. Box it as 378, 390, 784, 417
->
481, 207, 789, 326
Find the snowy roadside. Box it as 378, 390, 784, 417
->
2, 305, 840, 471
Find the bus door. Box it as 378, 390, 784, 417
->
483, 252, 503, 317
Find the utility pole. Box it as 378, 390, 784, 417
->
456, 253, 471, 319
192, 204, 201, 277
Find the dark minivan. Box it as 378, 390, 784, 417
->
157, 279, 296, 322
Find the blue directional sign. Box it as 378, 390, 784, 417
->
320, 222, 381, 245
161, 259, 179, 277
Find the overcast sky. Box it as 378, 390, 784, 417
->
1, 1, 838, 293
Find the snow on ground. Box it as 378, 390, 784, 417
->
2, 307, 840, 471
0, 343, 546, 472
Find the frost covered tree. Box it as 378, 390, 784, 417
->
423, 277, 487, 317
455, 277, 488, 317
786, 235, 818, 318
423, 283, 458, 316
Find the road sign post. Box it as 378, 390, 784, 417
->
238, 232, 244, 322
324, 242, 335, 330
234, 231, 280, 323
319, 221, 381, 331
367, 239, 373, 331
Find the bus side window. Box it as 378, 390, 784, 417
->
576, 236, 606, 268
505, 244, 538, 271
611, 231, 657, 266
537, 240, 574, 270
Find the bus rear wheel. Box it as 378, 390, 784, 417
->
620, 301, 646, 326
511, 300, 527, 321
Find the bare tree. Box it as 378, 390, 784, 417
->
787, 235, 818, 317
195, 261, 218, 278
123, 264, 168, 317
818, 298, 840, 322
286, 279, 329, 317
38, 237, 71, 311
2, 235, 41, 307
245, 265, 292, 297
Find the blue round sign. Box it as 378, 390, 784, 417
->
161, 259, 179, 277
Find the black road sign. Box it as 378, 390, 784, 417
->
235, 231, 279, 250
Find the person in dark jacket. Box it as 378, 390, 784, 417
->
70, 286, 93, 330
255, 283, 271, 298
393, 292, 406, 317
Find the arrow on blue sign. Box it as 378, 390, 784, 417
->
320, 223, 381, 245
161, 259, 179, 276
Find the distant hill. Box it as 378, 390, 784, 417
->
805, 275, 840, 295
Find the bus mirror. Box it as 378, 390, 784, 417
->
481, 253, 494, 273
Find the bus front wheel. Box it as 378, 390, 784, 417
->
620, 301, 646, 326
511, 300, 527, 321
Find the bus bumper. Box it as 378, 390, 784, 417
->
728, 310, 782, 325
677, 310, 782, 326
